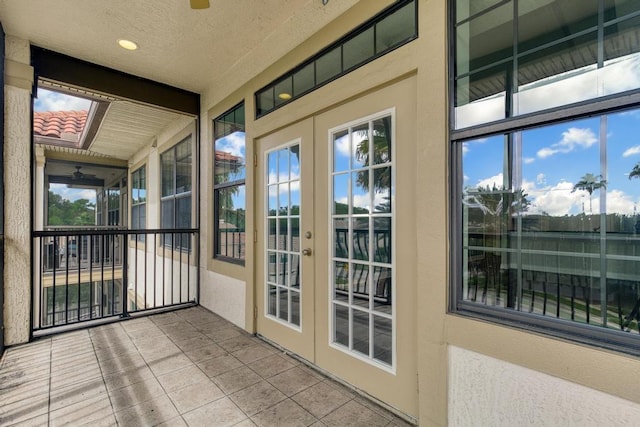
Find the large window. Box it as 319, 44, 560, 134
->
213, 103, 246, 263
452, 0, 640, 352
131, 166, 146, 240
161, 136, 192, 250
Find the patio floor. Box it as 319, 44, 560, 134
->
0, 307, 411, 426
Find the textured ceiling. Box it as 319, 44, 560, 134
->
0, 0, 359, 94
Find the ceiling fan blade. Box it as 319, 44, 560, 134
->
190, 0, 210, 9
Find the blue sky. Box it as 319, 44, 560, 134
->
36, 88, 96, 203
463, 109, 640, 216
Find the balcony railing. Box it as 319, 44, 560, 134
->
32, 228, 199, 333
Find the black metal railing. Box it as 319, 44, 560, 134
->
33, 228, 199, 332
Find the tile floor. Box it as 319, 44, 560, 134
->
0, 307, 412, 426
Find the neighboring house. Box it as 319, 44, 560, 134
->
2, 1, 640, 425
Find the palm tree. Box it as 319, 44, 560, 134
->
572, 173, 606, 213
629, 163, 640, 180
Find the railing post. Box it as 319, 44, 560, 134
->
121, 232, 130, 318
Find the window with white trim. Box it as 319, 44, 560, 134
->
330, 111, 394, 368
161, 136, 192, 250
131, 166, 146, 241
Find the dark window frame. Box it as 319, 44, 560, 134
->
131, 165, 146, 241
213, 102, 246, 265
160, 135, 193, 251
449, 0, 640, 355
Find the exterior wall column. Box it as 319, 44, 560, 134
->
4, 36, 33, 345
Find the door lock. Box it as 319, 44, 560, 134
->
302, 248, 312, 256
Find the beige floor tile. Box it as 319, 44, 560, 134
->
156, 416, 189, 427
168, 379, 225, 414
291, 381, 352, 419
157, 364, 210, 393
182, 342, 227, 363
108, 376, 166, 411
198, 354, 243, 378
267, 367, 321, 397
49, 377, 107, 412
233, 419, 258, 427
229, 380, 287, 416
251, 399, 317, 427
232, 344, 277, 364
148, 353, 193, 376
50, 364, 102, 389
247, 354, 297, 379
48, 393, 116, 427
0, 393, 49, 425
114, 394, 180, 426
213, 366, 262, 395
205, 327, 244, 343
218, 335, 259, 353
182, 397, 247, 427
320, 400, 389, 427
0, 377, 50, 406
102, 365, 155, 392
98, 351, 147, 374
175, 335, 215, 351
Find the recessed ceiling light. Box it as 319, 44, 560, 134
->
278, 93, 292, 100
117, 39, 138, 51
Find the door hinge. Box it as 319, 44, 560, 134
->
254, 230, 258, 243
253, 154, 258, 167
254, 306, 258, 319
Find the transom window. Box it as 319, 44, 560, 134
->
452, 0, 640, 353
161, 136, 192, 250
255, 0, 417, 118
330, 111, 395, 369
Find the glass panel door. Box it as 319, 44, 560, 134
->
266, 143, 302, 328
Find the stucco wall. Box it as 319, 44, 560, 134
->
448, 346, 640, 426
3, 36, 33, 345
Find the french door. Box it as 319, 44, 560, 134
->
255, 77, 418, 418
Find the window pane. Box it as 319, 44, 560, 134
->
343, 27, 374, 70
352, 218, 369, 261
352, 309, 370, 356
161, 149, 175, 197
602, 15, 640, 97
333, 130, 350, 172
456, 0, 504, 23
372, 117, 391, 165
217, 185, 246, 259
334, 304, 349, 347
315, 46, 342, 85
257, 87, 274, 116
375, 1, 416, 53
373, 316, 392, 365
274, 77, 293, 108
293, 63, 314, 97
334, 261, 349, 303
175, 138, 192, 194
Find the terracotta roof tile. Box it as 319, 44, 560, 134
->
33, 110, 88, 139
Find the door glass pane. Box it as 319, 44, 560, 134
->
265, 143, 302, 329
352, 309, 370, 356
291, 291, 300, 327
334, 261, 349, 303
330, 114, 394, 367
373, 316, 392, 365
334, 304, 349, 347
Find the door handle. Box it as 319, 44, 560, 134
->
302, 248, 312, 256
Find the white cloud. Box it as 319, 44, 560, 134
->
35, 89, 91, 112
537, 127, 598, 159
536, 173, 546, 185
623, 145, 640, 158
49, 184, 96, 203
462, 145, 469, 156
523, 157, 535, 164
476, 173, 503, 189
526, 180, 579, 216
215, 132, 245, 159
